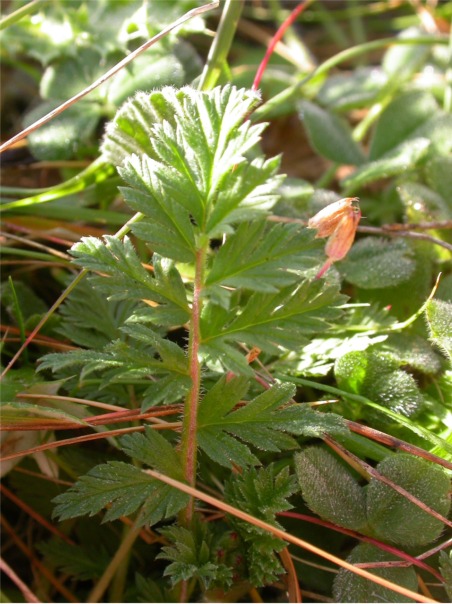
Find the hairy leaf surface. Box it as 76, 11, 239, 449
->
102, 86, 283, 238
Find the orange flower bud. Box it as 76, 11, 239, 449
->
308, 198, 361, 278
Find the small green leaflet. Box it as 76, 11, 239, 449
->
70, 236, 189, 320
53, 429, 189, 526
39, 325, 189, 389
201, 279, 346, 358
157, 521, 233, 589
224, 465, 297, 587
205, 220, 321, 293
119, 427, 185, 481
299, 100, 366, 166
118, 157, 197, 263
197, 377, 299, 468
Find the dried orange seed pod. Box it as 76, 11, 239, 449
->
324, 208, 361, 262
308, 197, 359, 238
308, 197, 361, 279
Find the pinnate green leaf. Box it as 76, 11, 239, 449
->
224, 465, 297, 586
197, 377, 298, 468
102, 86, 261, 168
226, 464, 296, 525
119, 427, 185, 482
118, 157, 196, 263
40, 325, 190, 393
53, 429, 189, 525
70, 237, 189, 320
157, 520, 233, 589
120, 324, 188, 376
53, 461, 160, 522
102, 86, 283, 238
205, 220, 321, 293
56, 278, 138, 349
202, 279, 345, 361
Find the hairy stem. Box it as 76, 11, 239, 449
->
181, 246, 207, 525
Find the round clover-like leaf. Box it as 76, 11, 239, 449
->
295, 446, 368, 531
333, 543, 418, 603
366, 454, 451, 547
339, 237, 416, 289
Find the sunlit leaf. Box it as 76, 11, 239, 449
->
299, 100, 366, 165
339, 238, 416, 289
197, 377, 298, 468
369, 90, 438, 160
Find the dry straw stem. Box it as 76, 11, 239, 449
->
145, 469, 438, 603
0, 556, 41, 604
1, 516, 79, 603
0, 0, 220, 154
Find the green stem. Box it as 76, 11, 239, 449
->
252, 34, 448, 121
0, 0, 48, 30
444, 22, 452, 112
198, 0, 244, 91
180, 246, 207, 524
0, 159, 115, 212
346, 0, 366, 54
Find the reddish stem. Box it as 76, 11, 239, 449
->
280, 511, 443, 582
252, 1, 310, 92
